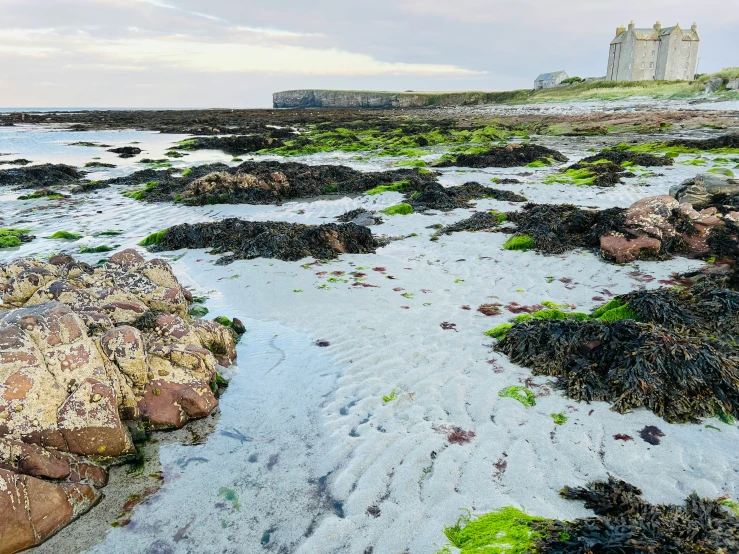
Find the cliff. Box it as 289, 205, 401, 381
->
272, 90, 528, 109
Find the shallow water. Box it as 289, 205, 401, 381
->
2, 123, 739, 554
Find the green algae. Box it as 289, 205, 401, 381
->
96, 230, 122, 236
123, 181, 159, 201
596, 304, 640, 322
139, 229, 167, 247
380, 203, 413, 216
79, 245, 113, 254
504, 235, 536, 251
382, 389, 398, 403
181, 168, 192, 177
722, 499, 739, 517
365, 180, 411, 195
708, 167, 735, 177
438, 507, 547, 554
551, 413, 568, 425
396, 159, 427, 168
498, 386, 536, 408
0, 236, 21, 248
512, 309, 589, 324
486, 324, 514, 339
218, 488, 241, 511
543, 167, 596, 186
48, 231, 82, 240
526, 158, 554, 168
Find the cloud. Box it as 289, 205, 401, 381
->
90, 37, 484, 75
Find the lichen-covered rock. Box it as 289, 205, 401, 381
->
600, 234, 662, 263
0, 251, 238, 553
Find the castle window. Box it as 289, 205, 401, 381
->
652, 50, 656, 56
650, 62, 654, 68
641, 62, 645, 68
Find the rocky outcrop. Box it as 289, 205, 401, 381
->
0, 164, 83, 190
600, 195, 729, 263
670, 172, 739, 208
0, 250, 238, 553
728, 78, 739, 91
273, 90, 435, 109
703, 76, 724, 94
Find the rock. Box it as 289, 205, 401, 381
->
704, 76, 724, 94
231, 318, 246, 335
600, 234, 662, 263
0, 252, 238, 550
670, 172, 739, 207
0, 468, 101, 553
349, 212, 378, 227
728, 78, 739, 91
624, 195, 681, 240
0, 164, 83, 189
107, 146, 142, 158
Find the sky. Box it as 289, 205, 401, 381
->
0, 0, 737, 108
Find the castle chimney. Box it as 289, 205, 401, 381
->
616, 25, 626, 37
654, 21, 662, 31
628, 20, 635, 31
691, 22, 698, 31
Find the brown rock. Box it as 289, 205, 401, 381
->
600, 234, 662, 263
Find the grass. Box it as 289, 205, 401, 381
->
498, 386, 536, 408
504, 235, 536, 251
365, 180, 411, 195
380, 203, 413, 216
438, 507, 548, 554
48, 231, 82, 240
138, 229, 167, 247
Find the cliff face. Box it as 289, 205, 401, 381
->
273, 90, 432, 109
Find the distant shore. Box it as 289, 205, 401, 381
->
273, 70, 739, 108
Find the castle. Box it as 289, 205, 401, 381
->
606, 21, 699, 82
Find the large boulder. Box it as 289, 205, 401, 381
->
0, 250, 238, 553
600, 194, 729, 263
670, 172, 739, 207
726, 78, 739, 91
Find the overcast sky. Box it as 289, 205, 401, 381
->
1, 0, 737, 108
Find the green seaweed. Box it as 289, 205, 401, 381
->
551, 413, 568, 425
139, 230, 167, 247
365, 180, 411, 195
438, 507, 547, 554
722, 499, 739, 517
498, 386, 536, 408
79, 245, 113, 254
0, 236, 21, 248
382, 389, 398, 403
181, 168, 192, 177
380, 203, 413, 216
218, 488, 241, 511
123, 181, 159, 201
504, 235, 536, 251
485, 324, 514, 339
543, 168, 597, 186
512, 309, 589, 324
48, 231, 82, 240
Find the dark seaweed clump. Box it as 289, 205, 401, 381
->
178, 135, 287, 155
495, 283, 739, 422
101, 161, 437, 205
408, 182, 526, 212
579, 148, 674, 167
0, 164, 83, 189
667, 133, 739, 151
150, 218, 378, 264
534, 476, 739, 554
436, 144, 568, 168
439, 203, 627, 253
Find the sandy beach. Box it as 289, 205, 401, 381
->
2, 105, 739, 553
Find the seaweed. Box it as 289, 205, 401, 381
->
380, 203, 413, 216
495, 283, 739, 422
534, 476, 739, 554
498, 386, 536, 408
504, 235, 536, 251
409, 182, 526, 212
435, 144, 567, 169
48, 231, 82, 240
